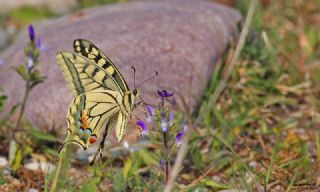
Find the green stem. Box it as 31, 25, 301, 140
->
50, 148, 66, 192
13, 81, 30, 138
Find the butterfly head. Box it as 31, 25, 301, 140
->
123, 88, 140, 112
130, 88, 140, 106
132, 88, 140, 97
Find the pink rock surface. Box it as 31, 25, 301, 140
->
0, 0, 241, 137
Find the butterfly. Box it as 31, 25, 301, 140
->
56, 39, 140, 164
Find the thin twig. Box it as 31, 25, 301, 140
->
164, 127, 190, 192
195, 0, 257, 125
188, 165, 215, 187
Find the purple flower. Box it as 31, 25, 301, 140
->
136, 120, 148, 136
146, 116, 152, 123
157, 90, 174, 98
145, 105, 154, 123
146, 105, 155, 116
175, 131, 184, 145
159, 159, 164, 167
169, 112, 174, 127
161, 111, 167, 132
28, 24, 35, 43
183, 124, 188, 133
27, 52, 33, 71
161, 121, 167, 132
161, 111, 165, 118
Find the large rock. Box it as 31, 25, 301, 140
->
0, 0, 241, 138
0, 26, 8, 51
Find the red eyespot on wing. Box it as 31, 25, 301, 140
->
89, 135, 97, 144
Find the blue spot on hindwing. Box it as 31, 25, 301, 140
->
85, 129, 92, 135
78, 128, 84, 135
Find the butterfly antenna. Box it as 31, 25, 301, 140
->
137, 71, 158, 88
131, 66, 136, 88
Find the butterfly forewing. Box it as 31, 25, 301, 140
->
73, 39, 129, 94
56, 52, 121, 96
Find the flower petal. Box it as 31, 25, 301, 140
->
27, 52, 33, 70
145, 105, 155, 116
157, 90, 174, 97
175, 131, 184, 145
169, 112, 174, 127
161, 119, 167, 132
146, 116, 152, 123
159, 159, 164, 167
161, 111, 165, 118
160, 111, 167, 132
28, 24, 35, 43
136, 120, 148, 135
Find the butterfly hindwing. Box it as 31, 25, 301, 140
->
64, 90, 121, 149
73, 39, 129, 94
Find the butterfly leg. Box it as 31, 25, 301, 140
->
134, 100, 144, 109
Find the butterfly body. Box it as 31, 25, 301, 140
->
56, 39, 139, 158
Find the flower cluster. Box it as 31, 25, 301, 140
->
136, 89, 186, 184
136, 90, 186, 145
26, 25, 38, 71
14, 24, 46, 89
9, 24, 47, 169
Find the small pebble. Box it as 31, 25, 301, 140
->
0, 156, 8, 167
24, 160, 55, 173
29, 188, 39, 192
75, 145, 99, 162
2, 168, 11, 176
123, 140, 130, 149
212, 175, 221, 182
249, 161, 257, 168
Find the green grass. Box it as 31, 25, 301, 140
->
1, 0, 320, 191
8, 6, 55, 26
46, 0, 319, 190
193, 0, 320, 190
